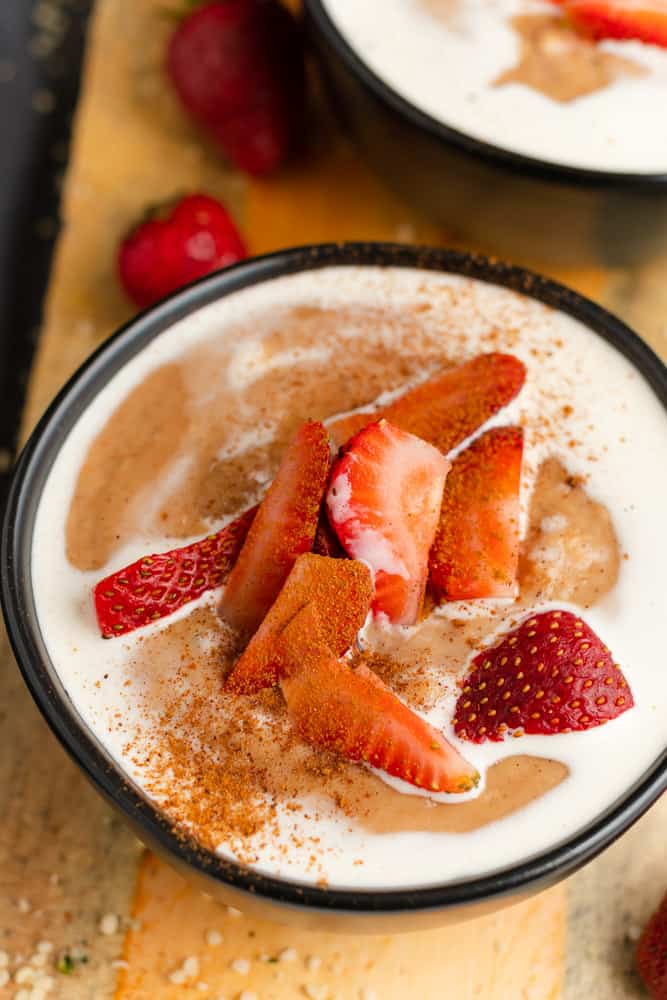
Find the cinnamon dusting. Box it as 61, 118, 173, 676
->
227, 553, 373, 694
106, 449, 617, 859
125, 607, 566, 858
66, 291, 623, 866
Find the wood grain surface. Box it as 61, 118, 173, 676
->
0, 1, 665, 997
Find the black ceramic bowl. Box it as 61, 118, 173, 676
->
304, 1, 667, 267
2, 244, 666, 932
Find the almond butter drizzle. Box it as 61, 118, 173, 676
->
496, 14, 645, 103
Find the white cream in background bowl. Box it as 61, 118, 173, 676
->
322, 0, 667, 173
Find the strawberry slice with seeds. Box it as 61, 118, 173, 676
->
219, 421, 332, 636
563, 0, 667, 47
278, 605, 479, 793
454, 610, 634, 743
637, 888, 667, 1000
94, 508, 256, 638
429, 427, 523, 602
328, 353, 526, 454
326, 420, 450, 625
227, 553, 372, 694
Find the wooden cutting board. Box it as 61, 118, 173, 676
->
1, 1, 665, 997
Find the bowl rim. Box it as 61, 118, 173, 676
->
2, 241, 667, 916
304, 0, 667, 192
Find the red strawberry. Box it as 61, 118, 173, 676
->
329, 353, 526, 454
429, 427, 523, 602
637, 889, 667, 1000
326, 420, 449, 625
227, 553, 372, 694
118, 194, 247, 308
167, 0, 306, 176
94, 507, 255, 638
563, 0, 667, 47
454, 610, 634, 743
219, 421, 332, 636
278, 605, 479, 793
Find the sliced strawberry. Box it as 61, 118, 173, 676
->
219, 421, 332, 636
637, 888, 667, 1000
278, 605, 479, 793
564, 0, 667, 47
227, 553, 372, 694
94, 508, 256, 638
94, 356, 522, 638
382, 353, 525, 451
429, 427, 523, 602
454, 610, 634, 743
328, 353, 526, 455
326, 420, 449, 625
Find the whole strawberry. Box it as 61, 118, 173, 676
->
118, 193, 247, 308
638, 890, 667, 999
167, 0, 306, 176
454, 609, 633, 742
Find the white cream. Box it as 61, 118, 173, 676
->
31, 267, 667, 890
322, 0, 667, 173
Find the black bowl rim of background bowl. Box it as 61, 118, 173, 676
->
304, 0, 667, 192
2, 242, 667, 917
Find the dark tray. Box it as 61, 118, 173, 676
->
0, 0, 92, 508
